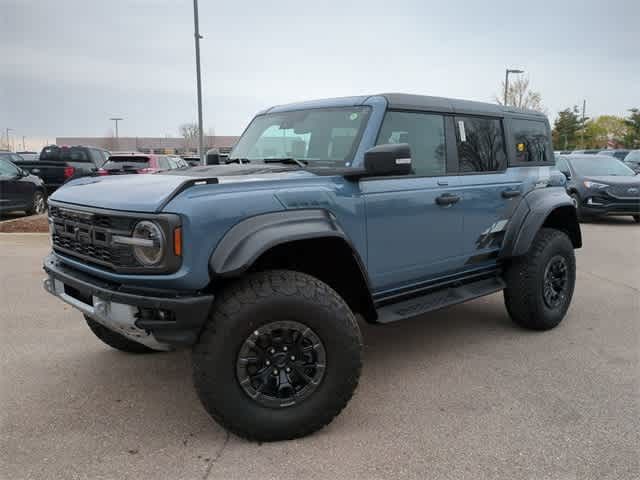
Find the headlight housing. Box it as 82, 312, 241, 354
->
132, 220, 165, 266
583, 181, 609, 189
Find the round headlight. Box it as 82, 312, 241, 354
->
132, 221, 164, 266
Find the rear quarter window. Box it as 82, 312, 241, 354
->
510, 119, 551, 164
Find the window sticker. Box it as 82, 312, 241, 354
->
349, 112, 359, 121
458, 120, 467, 142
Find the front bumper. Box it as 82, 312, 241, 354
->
581, 197, 640, 216
43, 253, 214, 349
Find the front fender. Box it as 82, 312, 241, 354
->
500, 187, 581, 258
210, 209, 353, 277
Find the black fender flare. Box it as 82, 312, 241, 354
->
500, 187, 582, 258
209, 209, 370, 281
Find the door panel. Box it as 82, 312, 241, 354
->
456, 172, 524, 259
361, 176, 464, 292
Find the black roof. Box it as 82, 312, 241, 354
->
380, 93, 546, 118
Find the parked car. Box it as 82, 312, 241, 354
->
43, 93, 581, 442
99, 153, 187, 175
14, 145, 109, 193
622, 150, 640, 173
555, 154, 640, 222
0, 153, 47, 215
598, 149, 630, 161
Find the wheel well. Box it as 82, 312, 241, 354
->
542, 206, 582, 248
249, 237, 377, 321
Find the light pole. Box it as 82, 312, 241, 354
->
4, 128, 12, 150
192, 0, 205, 163
580, 99, 586, 148
109, 117, 123, 150
504, 69, 524, 106
109, 117, 123, 139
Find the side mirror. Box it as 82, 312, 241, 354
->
560, 170, 571, 180
363, 143, 412, 177
205, 148, 221, 165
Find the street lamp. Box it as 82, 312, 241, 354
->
4, 128, 12, 150
109, 117, 123, 138
504, 69, 524, 106
192, 0, 205, 163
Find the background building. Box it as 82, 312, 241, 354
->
55, 136, 239, 155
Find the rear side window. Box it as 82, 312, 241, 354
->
455, 116, 506, 172
376, 111, 446, 176
40, 146, 90, 162
511, 119, 551, 163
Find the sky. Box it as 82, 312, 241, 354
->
1, 0, 639, 149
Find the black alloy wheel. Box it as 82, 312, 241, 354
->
236, 320, 327, 408
542, 255, 569, 309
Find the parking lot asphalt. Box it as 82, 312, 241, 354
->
1, 219, 639, 480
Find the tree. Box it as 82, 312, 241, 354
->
180, 122, 199, 152
496, 76, 545, 112
552, 106, 582, 150
582, 115, 627, 149
623, 108, 640, 148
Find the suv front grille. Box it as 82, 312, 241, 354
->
606, 184, 640, 199
49, 205, 140, 271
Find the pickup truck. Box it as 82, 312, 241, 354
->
43, 93, 581, 442
15, 145, 110, 193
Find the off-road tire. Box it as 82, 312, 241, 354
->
192, 270, 363, 442
503, 228, 576, 330
85, 316, 159, 354
26, 190, 46, 215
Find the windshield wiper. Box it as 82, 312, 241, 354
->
262, 157, 308, 167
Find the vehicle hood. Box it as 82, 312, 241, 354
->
583, 175, 640, 185
49, 164, 317, 212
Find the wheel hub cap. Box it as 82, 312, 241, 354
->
236, 320, 326, 408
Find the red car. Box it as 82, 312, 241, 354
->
99, 153, 187, 175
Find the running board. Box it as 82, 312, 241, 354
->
375, 277, 505, 324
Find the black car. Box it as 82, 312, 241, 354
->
14, 145, 110, 193
0, 153, 47, 215
555, 154, 640, 222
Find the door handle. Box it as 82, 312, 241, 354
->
436, 193, 461, 206
502, 189, 521, 199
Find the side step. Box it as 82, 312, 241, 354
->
375, 276, 505, 324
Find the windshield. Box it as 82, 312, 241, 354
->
229, 107, 371, 166
570, 156, 636, 177
624, 151, 640, 163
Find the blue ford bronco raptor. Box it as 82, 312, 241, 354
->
43, 94, 581, 441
